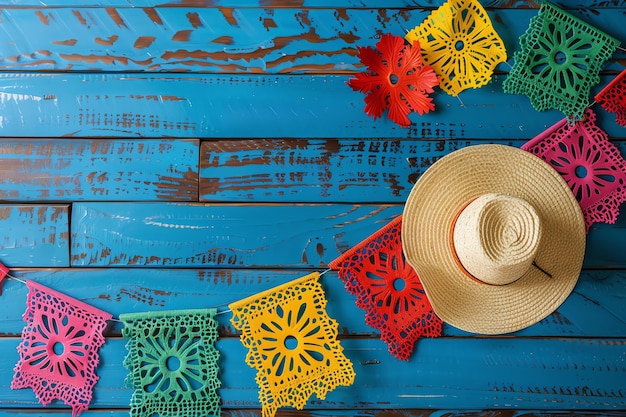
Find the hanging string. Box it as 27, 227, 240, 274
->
566, 99, 598, 124
7, 274, 27, 285
2, 267, 335, 322
214, 268, 333, 317
319, 268, 332, 277
215, 308, 232, 316
0, 271, 123, 323
0, 271, 123, 325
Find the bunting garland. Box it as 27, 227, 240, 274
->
522, 108, 626, 231
229, 272, 356, 417
595, 69, 626, 127
329, 215, 442, 361
4, 268, 357, 416
503, 2, 620, 121
1, 3, 626, 414
405, 0, 507, 96
11, 281, 111, 417
120, 309, 221, 417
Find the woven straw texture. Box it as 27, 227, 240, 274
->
402, 144, 585, 334
452, 194, 543, 286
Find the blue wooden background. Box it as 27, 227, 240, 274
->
0, 0, 625, 416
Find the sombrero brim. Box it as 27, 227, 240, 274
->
402, 144, 586, 334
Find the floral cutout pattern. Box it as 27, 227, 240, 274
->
329, 215, 442, 360
522, 108, 626, 231
11, 281, 111, 417
120, 309, 221, 417
405, 0, 507, 96
595, 69, 626, 127
503, 2, 619, 121
347, 33, 439, 127
229, 272, 355, 417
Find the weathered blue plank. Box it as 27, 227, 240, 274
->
70, 202, 626, 269
0, 7, 624, 73
0, 73, 624, 139
2, 412, 626, 417
0, 139, 198, 201
199, 139, 498, 202
0, 0, 625, 7
200, 139, 626, 202
70, 202, 404, 267
0, 337, 624, 409
585, 215, 626, 268
0, 269, 623, 337
0, 205, 69, 267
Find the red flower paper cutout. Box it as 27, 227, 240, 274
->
348, 33, 439, 127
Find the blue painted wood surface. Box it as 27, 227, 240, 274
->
0, 269, 624, 337
0, 205, 69, 267
199, 138, 626, 202
69, 202, 403, 267
0, 337, 624, 410
0, 73, 624, 139
1, 0, 626, 6
0, 1, 625, 416
0, 7, 624, 73
0, 139, 198, 201
0, 413, 623, 417
67, 202, 626, 269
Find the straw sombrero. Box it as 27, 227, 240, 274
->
402, 144, 586, 334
